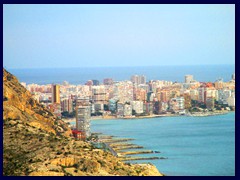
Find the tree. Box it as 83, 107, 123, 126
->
61, 111, 75, 118
132, 109, 136, 115
104, 104, 109, 111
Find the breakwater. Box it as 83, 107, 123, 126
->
96, 134, 167, 162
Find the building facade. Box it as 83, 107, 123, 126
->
52, 84, 60, 104
76, 106, 91, 138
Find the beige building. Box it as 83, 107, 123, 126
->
52, 84, 60, 104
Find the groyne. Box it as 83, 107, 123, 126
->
96, 134, 167, 162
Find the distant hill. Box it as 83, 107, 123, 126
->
3, 68, 163, 176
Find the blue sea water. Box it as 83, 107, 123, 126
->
90, 112, 235, 176
8, 64, 234, 85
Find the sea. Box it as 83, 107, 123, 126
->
8, 65, 235, 176
90, 113, 235, 176
8, 64, 234, 85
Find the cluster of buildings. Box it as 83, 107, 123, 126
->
21, 73, 235, 140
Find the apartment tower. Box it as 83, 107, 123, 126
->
52, 84, 60, 104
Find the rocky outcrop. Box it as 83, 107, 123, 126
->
3, 68, 72, 137
3, 68, 163, 176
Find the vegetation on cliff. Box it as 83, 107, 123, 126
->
3, 68, 163, 176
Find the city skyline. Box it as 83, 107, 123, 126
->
3, 4, 235, 69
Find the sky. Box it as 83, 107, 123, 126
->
3, 4, 235, 69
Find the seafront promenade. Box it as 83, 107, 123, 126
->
63, 110, 232, 124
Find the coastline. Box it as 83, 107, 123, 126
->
63, 110, 234, 124
91, 110, 233, 120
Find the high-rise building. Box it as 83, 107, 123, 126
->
232, 73, 235, 80
92, 86, 107, 104
131, 75, 139, 85
131, 101, 143, 114
159, 90, 170, 102
227, 95, 235, 107
116, 102, 124, 117
206, 97, 215, 110
139, 75, 146, 84
185, 75, 194, 83
198, 87, 205, 103
143, 102, 153, 115
131, 75, 146, 85
169, 97, 185, 112
113, 81, 133, 103
76, 105, 91, 138
75, 97, 91, 106
123, 104, 132, 116
52, 84, 60, 104
183, 94, 192, 109
61, 98, 73, 113
190, 89, 199, 101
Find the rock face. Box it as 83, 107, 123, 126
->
3, 68, 163, 176
3, 68, 72, 137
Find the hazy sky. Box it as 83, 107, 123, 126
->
3, 4, 235, 69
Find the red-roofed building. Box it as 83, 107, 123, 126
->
72, 130, 86, 141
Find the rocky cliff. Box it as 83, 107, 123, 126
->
3, 68, 163, 176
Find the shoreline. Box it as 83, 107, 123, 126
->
91, 110, 234, 120
62, 110, 234, 123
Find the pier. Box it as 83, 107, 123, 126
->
114, 145, 144, 151
100, 138, 135, 143
96, 133, 166, 163
119, 150, 159, 155
119, 157, 167, 161
110, 143, 136, 148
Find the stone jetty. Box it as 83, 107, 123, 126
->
114, 145, 144, 151
119, 157, 166, 161
97, 134, 167, 163
119, 150, 157, 155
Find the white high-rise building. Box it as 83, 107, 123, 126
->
76, 106, 91, 138
131, 101, 143, 114
124, 104, 132, 116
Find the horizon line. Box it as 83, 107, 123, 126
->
5, 64, 235, 70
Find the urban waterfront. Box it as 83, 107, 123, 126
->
4, 4, 235, 176
90, 112, 235, 176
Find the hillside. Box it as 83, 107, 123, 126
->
3, 68, 163, 176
